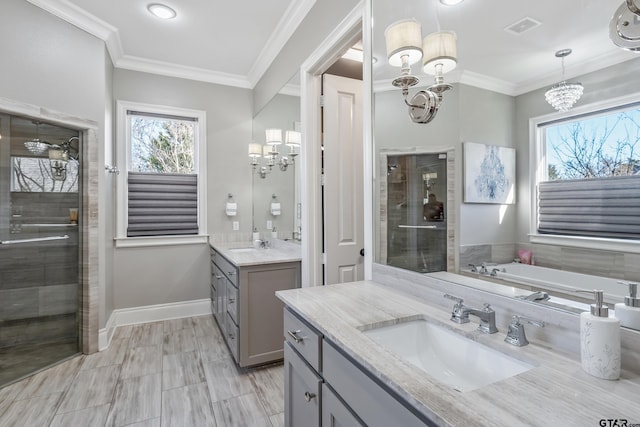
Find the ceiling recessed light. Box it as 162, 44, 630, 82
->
147, 3, 177, 20
439, 0, 464, 5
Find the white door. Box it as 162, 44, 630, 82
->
322, 74, 364, 285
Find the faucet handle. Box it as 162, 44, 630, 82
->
443, 294, 469, 324
482, 303, 494, 312
505, 315, 544, 347
444, 294, 464, 305
468, 264, 479, 273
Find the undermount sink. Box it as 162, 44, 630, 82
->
363, 319, 534, 392
228, 247, 257, 253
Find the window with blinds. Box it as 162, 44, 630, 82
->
535, 101, 640, 241
125, 109, 200, 238
538, 176, 640, 239
127, 172, 198, 237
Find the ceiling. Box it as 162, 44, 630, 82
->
373, 0, 639, 95
26, 0, 316, 88
26, 0, 639, 96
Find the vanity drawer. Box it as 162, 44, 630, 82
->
227, 279, 238, 324
323, 341, 429, 427
225, 312, 239, 362
284, 308, 322, 372
216, 254, 238, 287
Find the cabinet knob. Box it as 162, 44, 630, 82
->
228, 332, 235, 339
287, 329, 303, 343
304, 391, 316, 402
227, 271, 236, 276
228, 297, 235, 303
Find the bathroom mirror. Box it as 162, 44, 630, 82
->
371, 0, 640, 320
251, 75, 301, 241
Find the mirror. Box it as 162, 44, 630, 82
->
371, 0, 640, 322
251, 75, 301, 241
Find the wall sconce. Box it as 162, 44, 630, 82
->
248, 129, 300, 178
384, 19, 457, 124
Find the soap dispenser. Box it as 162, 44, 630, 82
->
615, 281, 640, 330
580, 290, 620, 380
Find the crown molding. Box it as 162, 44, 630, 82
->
26, 0, 125, 62
116, 56, 252, 89
279, 83, 301, 97
25, 0, 285, 89
247, 0, 317, 87
457, 70, 518, 96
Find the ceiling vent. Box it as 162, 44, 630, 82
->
504, 17, 542, 35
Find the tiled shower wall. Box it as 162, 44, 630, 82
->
0, 192, 79, 347
460, 242, 640, 282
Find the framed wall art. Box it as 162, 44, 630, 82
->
463, 142, 515, 204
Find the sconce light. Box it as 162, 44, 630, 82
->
385, 18, 457, 124
248, 129, 300, 178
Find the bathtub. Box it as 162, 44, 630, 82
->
486, 263, 626, 306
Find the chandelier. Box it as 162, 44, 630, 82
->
545, 49, 584, 112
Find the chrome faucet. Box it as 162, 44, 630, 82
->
504, 315, 544, 347
522, 291, 550, 302
479, 262, 498, 275
443, 294, 498, 334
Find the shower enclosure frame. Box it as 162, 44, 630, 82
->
378, 146, 457, 273
1, 96, 101, 355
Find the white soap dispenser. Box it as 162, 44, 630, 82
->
615, 281, 640, 330
580, 290, 620, 380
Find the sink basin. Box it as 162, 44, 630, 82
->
363, 319, 534, 392
228, 247, 257, 253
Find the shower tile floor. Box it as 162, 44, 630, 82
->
0, 315, 285, 427
0, 341, 78, 386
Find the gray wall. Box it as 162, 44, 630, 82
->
252, 94, 300, 238
373, 83, 516, 258
0, 0, 112, 329
112, 69, 253, 308
253, 0, 360, 113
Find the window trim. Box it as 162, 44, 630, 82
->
529, 91, 640, 254
115, 100, 207, 247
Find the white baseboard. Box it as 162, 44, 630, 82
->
98, 299, 212, 351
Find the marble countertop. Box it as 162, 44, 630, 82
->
210, 239, 301, 267
276, 281, 640, 426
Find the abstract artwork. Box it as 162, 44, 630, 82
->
463, 142, 515, 204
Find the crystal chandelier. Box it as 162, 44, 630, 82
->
545, 49, 584, 112
24, 121, 51, 154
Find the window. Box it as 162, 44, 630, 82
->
11, 157, 78, 192
532, 96, 640, 248
116, 101, 207, 246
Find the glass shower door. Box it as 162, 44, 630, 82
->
0, 114, 81, 387
386, 153, 447, 273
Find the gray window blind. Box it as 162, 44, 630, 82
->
127, 172, 198, 237
538, 175, 640, 239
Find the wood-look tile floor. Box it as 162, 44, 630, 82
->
0, 315, 285, 427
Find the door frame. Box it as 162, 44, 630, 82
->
300, 0, 373, 286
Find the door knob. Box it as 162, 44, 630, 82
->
360, 248, 365, 256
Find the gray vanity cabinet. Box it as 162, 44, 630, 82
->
283, 307, 429, 427
284, 342, 321, 427
210, 246, 300, 367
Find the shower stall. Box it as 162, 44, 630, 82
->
384, 153, 448, 273
0, 113, 81, 387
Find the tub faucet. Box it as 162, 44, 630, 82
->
443, 294, 498, 334
479, 262, 498, 275
523, 291, 550, 302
